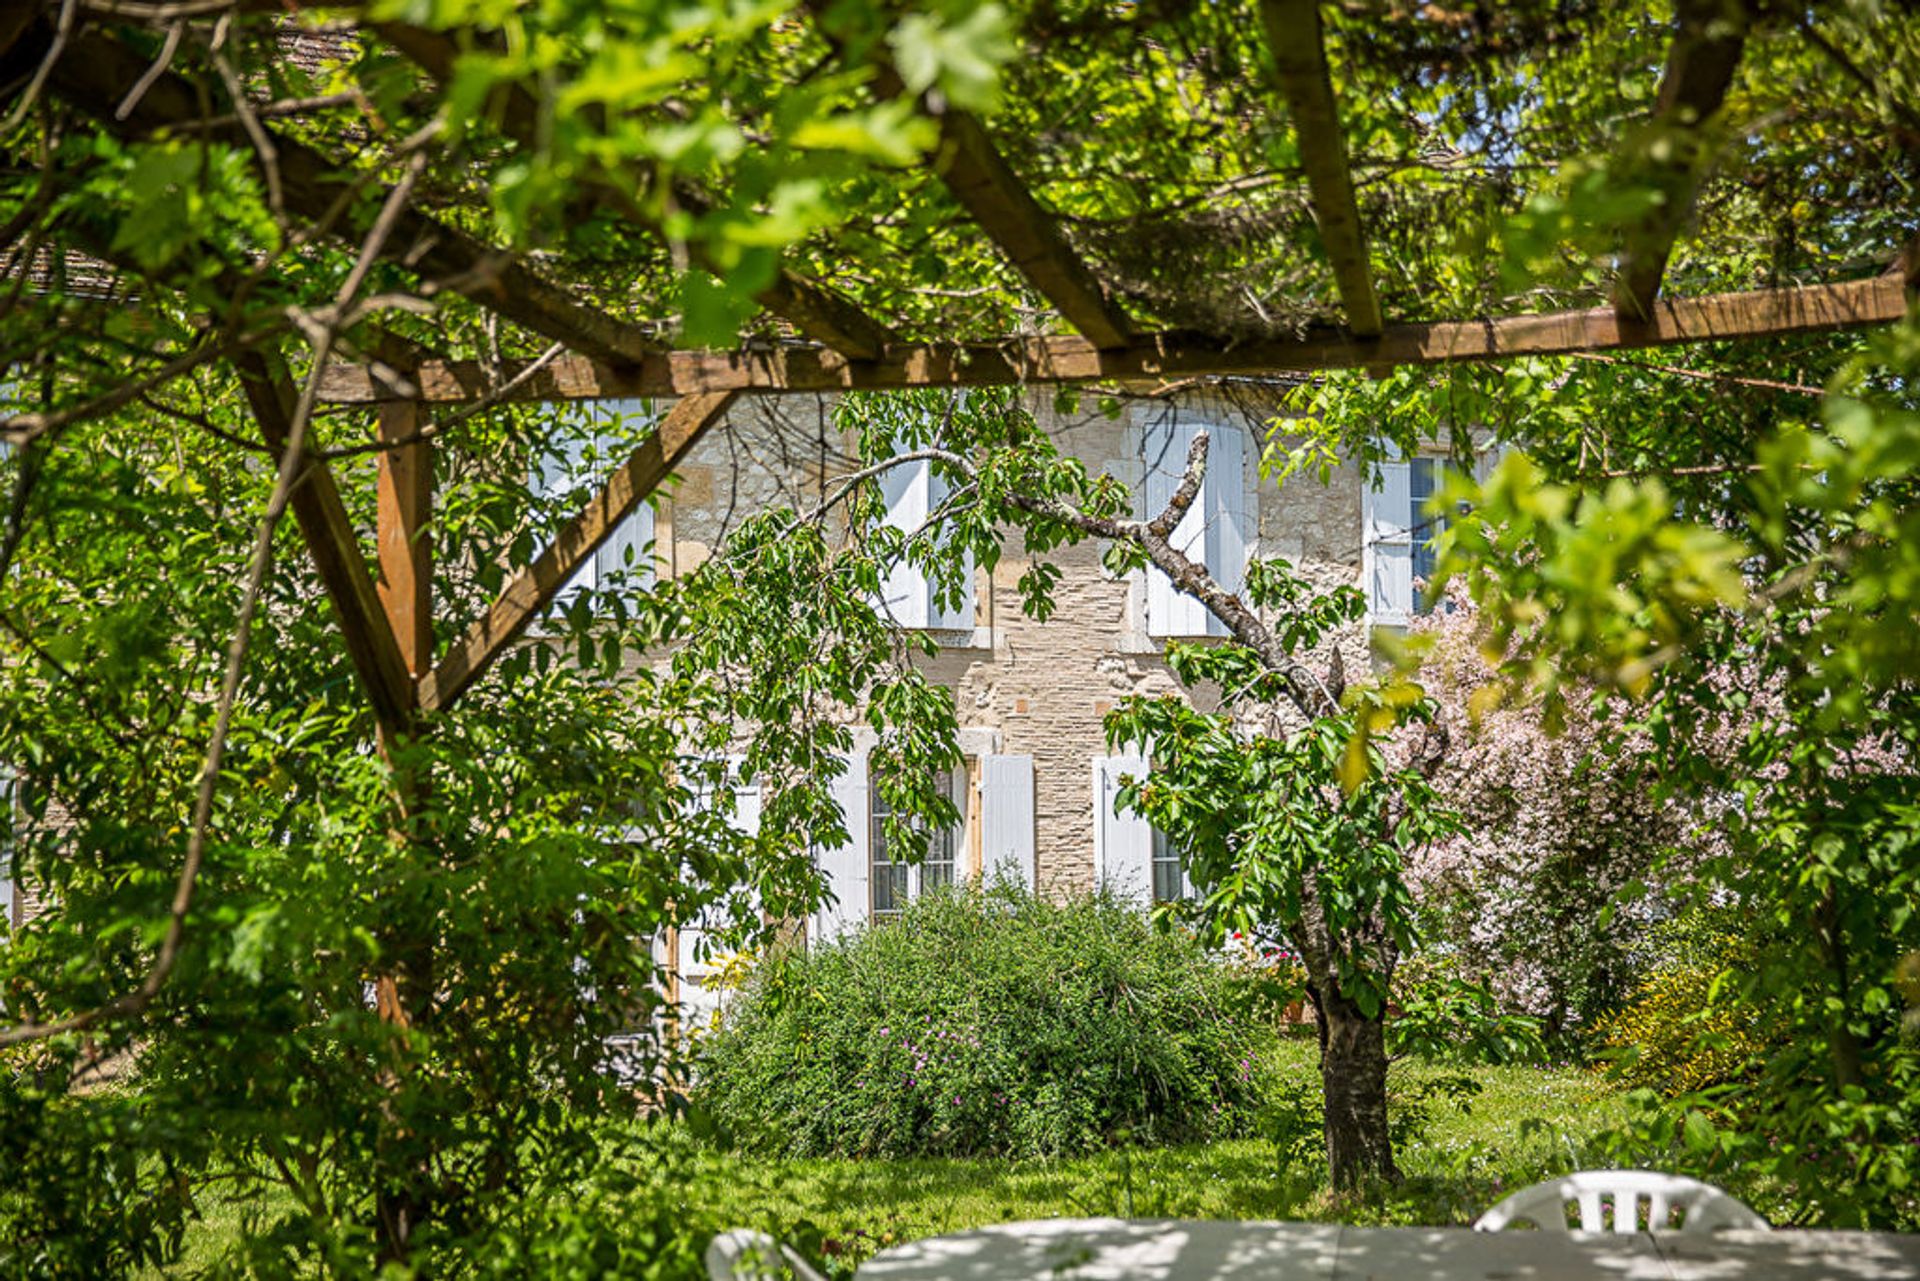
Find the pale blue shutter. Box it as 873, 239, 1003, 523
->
1144, 421, 1211, 637
1202, 421, 1250, 638
1146, 421, 1248, 638
980, 754, 1035, 890
1366, 456, 1414, 627
0, 768, 13, 933
877, 460, 931, 628
536, 416, 596, 603
1093, 755, 1154, 904
680, 756, 759, 1029
925, 466, 975, 631
877, 457, 973, 630
812, 755, 870, 944
592, 399, 658, 590
536, 400, 660, 607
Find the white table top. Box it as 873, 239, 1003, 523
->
856, 1218, 1920, 1281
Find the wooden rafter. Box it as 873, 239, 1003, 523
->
1612, 0, 1753, 323
419, 391, 738, 713
317, 272, 1911, 406
236, 354, 417, 735
1261, 0, 1383, 338
53, 32, 665, 367
924, 107, 1136, 349
804, 0, 1133, 350
376, 22, 896, 362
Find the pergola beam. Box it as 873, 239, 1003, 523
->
1261, 0, 1383, 338
419, 391, 738, 713
925, 107, 1137, 349
52, 30, 667, 367
237, 354, 418, 736
316, 272, 1911, 406
1612, 0, 1753, 322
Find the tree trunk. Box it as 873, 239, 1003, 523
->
1316, 986, 1398, 1189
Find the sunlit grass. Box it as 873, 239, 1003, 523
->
158, 1043, 1623, 1274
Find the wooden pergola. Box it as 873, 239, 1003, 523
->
8, 0, 1917, 752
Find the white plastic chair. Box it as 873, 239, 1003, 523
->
706, 1228, 830, 1281
1473, 1170, 1769, 1234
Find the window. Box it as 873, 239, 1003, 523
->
1363, 450, 1454, 627
870, 768, 958, 919
814, 749, 1034, 944
533, 398, 660, 605
874, 456, 974, 631
1150, 828, 1189, 904
1095, 753, 1191, 904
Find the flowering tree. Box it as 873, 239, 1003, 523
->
1406, 603, 1707, 1038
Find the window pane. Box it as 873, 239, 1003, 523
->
1409, 458, 1443, 616
1151, 827, 1186, 903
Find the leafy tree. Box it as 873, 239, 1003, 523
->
1297, 320, 1920, 1226
0, 0, 1914, 1260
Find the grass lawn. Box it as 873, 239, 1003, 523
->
159, 1041, 1622, 1275
660, 1040, 1622, 1265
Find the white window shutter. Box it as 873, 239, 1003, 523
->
1144, 421, 1212, 638
537, 419, 597, 602
812, 755, 870, 944
1202, 421, 1250, 639
537, 399, 660, 604
1092, 755, 1154, 904
1365, 458, 1414, 627
876, 459, 932, 628
678, 756, 761, 1024
980, 754, 1035, 890
0, 769, 13, 931
595, 493, 655, 590
925, 466, 975, 630
875, 457, 973, 631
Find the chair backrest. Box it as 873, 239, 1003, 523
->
706, 1228, 830, 1281
1473, 1170, 1769, 1234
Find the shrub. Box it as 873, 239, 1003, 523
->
693, 883, 1265, 1158
1589, 920, 1767, 1094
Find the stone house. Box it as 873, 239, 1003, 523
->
534, 387, 1465, 1025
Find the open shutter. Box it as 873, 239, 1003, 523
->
679, 757, 760, 1027
1093, 755, 1154, 903
0, 769, 13, 932
537, 399, 660, 605
877, 457, 973, 631
1365, 456, 1414, 627
980, 754, 1035, 890
1143, 421, 1211, 637
877, 460, 932, 628
1203, 420, 1250, 638
595, 491, 655, 589
925, 466, 975, 630
537, 419, 597, 603
591, 399, 659, 591
812, 755, 869, 945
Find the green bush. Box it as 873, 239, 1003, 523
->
694, 883, 1266, 1159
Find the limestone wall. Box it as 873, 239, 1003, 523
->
661, 390, 1373, 897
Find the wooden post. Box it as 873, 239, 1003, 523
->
375, 402, 434, 680
371, 402, 434, 1261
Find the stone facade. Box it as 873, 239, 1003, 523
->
659, 389, 1378, 905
